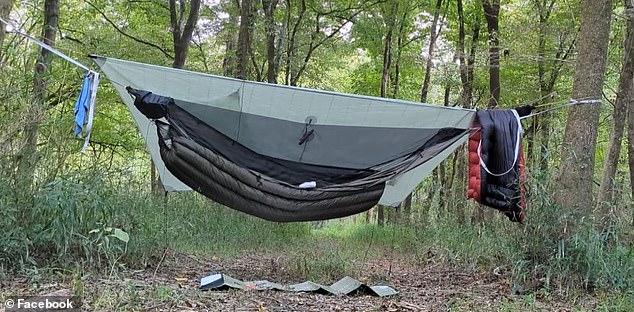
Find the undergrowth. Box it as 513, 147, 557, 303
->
1, 164, 633, 301
0, 171, 132, 273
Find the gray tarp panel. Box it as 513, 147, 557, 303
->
92, 56, 475, 207
177, 99, 453, 169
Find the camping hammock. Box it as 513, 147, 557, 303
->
92, 56, 525, 222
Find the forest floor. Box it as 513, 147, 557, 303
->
0, 250, 604, 311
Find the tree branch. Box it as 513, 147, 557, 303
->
178, 0, 186, 35
170, 0, 180, 43
84, 0, 174, 59
180, 0, 201, 46
292, 1, 373, 85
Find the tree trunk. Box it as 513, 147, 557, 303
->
418, 0, 445, 219
237, 0, 253, 80
379, 1, 398, 223
554, 0, 611, 216
534, 1, 548, 171
474, 1, 497, 224
150, 0, 201, 194
263, 0, 279, 83
420, 0, 443, 103
377, 205, 385, 226
380, 11, 394, 98
629, 86, 634, 217
222, 32, 238, 76
391, 6, 414, 219
445, 149, 459, 216
438, 155, 447, 211
169, 0, 201, 69
482, 0, 500, 108
376, 1, 398, 226
457, 0, 479, 110
401, 194, 412, 219
365, 207, 374, 223
597, 7, 634, 205
391, 9, 408, 98
436, 84, 451, 210
453, 0, 478, 223
534, 0, 574, 174
628, 0, 634, 211
16, 0, 59, 191
0, 0, 12, 60
284, 0, 305, 85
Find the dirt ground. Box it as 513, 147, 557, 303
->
0, 252, 591, 311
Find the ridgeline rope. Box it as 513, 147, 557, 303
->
519, 97, 602, 120
0, 17, 90, 71
1, 16, 100, 152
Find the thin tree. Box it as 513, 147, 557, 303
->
627, 85, 634, 225
16, 0, 59, 191
530, 0, 575, 173
151, 0, 201, 194
482, 0, 500, 108
418, 0, 445, 220
420, 0, 444, 102
457, 0, 479, 112
391, 2, 417, 99
377, 0, 399, 226
283, 0, 378, 86
380, 1, 397, 99
450, 0, 479, 223
597, 1, 633, 205
222, 3, 239, 77
0, 0, 12, 59
390, 4, 415, 219
628, 0, 634, 220
554, 0, 612, 216
283, 0, 305, 85
170, 0, 201, 69
471, 0, 498, 224
237, 0, 253, 80
262, 0, 279, 83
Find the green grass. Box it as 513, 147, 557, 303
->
2, 167, 634, 309
127, 192, 314, 256
594, 291, 634, 311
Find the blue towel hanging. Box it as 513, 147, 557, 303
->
74, 73, 92, 136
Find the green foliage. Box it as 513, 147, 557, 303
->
594, 291, 634, 312
127, 192, 312, 257
285, 240, 353, 281
154, 284, 174, 301
0, 171, 130, 271
509, 186, 634, 293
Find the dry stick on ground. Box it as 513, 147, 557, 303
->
153, 248, 170, 283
